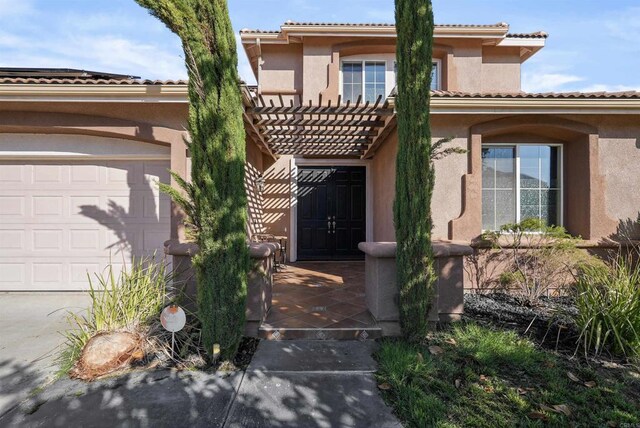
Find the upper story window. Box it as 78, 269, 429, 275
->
482, 144, 562, 231
342, 61, 386, 103
431, 61, 440, 90
393, 59, 441, 91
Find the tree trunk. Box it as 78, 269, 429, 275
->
135, 0, 248, 358
394, 0, 436, 340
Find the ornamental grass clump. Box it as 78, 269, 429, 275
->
575, 255, 640, 358
58, 256, 205, 379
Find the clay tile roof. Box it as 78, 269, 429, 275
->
239, 29, 281, 34
0, 77, 187, 85
505, 31, 548, 39
430, 90, 640, 99
282, 21, 508, 28
240, 21, 511, 33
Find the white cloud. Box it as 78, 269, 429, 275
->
521, 72, 584, 93
0, 0, 33, 17
365, 9, 394, 23
579, 84, 640, 93
603, 6, 640, 47
0, 32, 186, 79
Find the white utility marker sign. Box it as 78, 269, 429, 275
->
160, 305, 186, 358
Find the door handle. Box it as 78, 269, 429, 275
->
331, 220, 336, 233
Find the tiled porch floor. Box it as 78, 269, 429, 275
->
264, 262, 378, 330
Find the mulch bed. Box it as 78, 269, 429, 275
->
463, 292, 580, 353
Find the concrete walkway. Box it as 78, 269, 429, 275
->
226, 341, 401, 427
0, 292, 90, 417
1, 340, 401, 427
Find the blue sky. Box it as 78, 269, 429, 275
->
1, 0, 638, 92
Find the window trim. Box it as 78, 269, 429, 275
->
431, 58, 442, 91
481, 143, 564, 231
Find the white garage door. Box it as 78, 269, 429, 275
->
0, 135, 171, 291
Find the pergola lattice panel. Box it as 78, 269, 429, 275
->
245, 91, 395, 157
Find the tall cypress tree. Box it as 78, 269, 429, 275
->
135, 0, 249, 358
394, 0, 436, 340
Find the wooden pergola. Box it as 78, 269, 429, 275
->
243, 88, 396, 158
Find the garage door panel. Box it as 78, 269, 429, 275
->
32, 229, 64, 251
106, 161, 138, 185
33, 263, 64, 286
69, 229, 101, 250
0, 196, 24, 216
0, 230, 24, 249
0, 164, 23, 182
70, 164, 101, 184
33, 164, 63, 183
33, 196, 64, 217
0, 263, 25, 287
0, 158, 171, 290
70, 263, 101, 287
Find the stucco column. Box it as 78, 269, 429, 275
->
170, 136, 188, 240
320, 50, 341, 104
449, 132, 482, 241
587, 133, 616, 240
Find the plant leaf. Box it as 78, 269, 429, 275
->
445, 338, 457, 345
378, 383, 392, 391
553, 404, 572, 417
428, 345, 444, 355
584, 381, 597, 388
528, 411, 548, 421
454, 379, 462, 389
567, 371, 581, 382
416, 352, 424, 363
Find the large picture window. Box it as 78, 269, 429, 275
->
342, 61, 385, 103
482, 144, 561, 231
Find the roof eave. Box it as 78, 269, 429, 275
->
241, 26, 511, 42
0, 83, 189, 103
429, 96, 640, 114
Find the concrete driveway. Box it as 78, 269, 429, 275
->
0, 292, 90, 416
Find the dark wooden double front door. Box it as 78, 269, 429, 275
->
297, 166, 366, 260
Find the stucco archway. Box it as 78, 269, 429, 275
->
448, 115, 615, 241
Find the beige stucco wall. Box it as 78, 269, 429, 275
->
593, 116, 640, 238
371, 120, 468, 242
372, 132, 397, 242
481, 46, 521, 93
257, 35, 525, 100
259, 43, 303, 96
301, 39, 334, 103
262, 155, 292, 242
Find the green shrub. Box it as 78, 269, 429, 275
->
575, 256, 640, 358
58, 256, 174, 375
482, 218, 589, 302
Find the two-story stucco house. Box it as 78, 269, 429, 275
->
240, 22, 640, 261
1, 22, 640, 294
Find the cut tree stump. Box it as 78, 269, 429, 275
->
71, 331, 143, 381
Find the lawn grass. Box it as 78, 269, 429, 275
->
375, 323, 640, 427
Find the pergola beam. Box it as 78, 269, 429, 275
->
243, 89, 395, 158
263, 128, 378, 137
